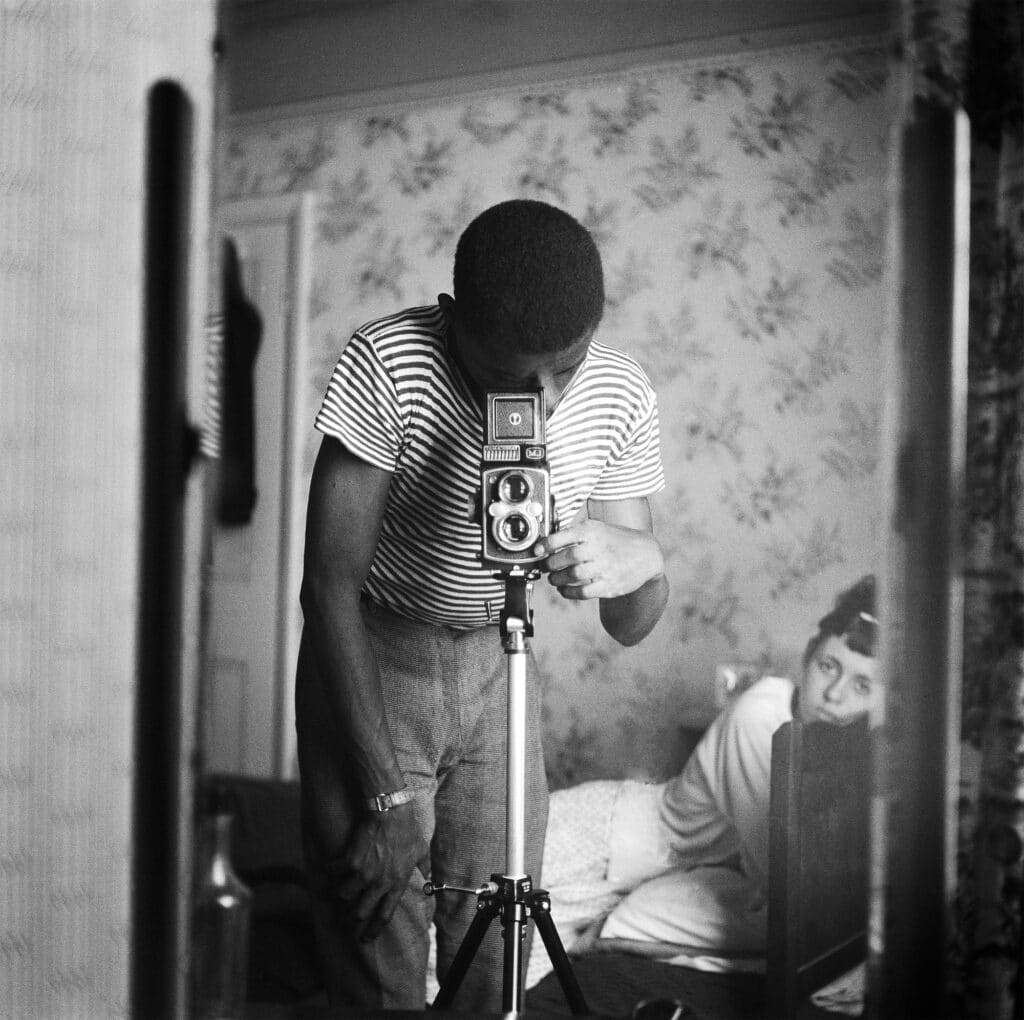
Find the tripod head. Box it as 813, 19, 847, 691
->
493, 565, 540, 641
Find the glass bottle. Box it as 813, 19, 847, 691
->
191, 801, 253, 1019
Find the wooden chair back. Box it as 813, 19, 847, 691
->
766, 717, 871, 1018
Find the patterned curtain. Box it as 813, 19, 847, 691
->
910, 0, 1024, 1016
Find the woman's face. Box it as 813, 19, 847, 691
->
798, 634, 881, 726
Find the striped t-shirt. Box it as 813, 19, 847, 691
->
314, 303, 665, 628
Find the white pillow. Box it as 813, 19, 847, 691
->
543, 779, 621, 887
606, 779, 672, 888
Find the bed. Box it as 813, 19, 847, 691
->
225, 715, 871, 1017
525, 716, 872, 1019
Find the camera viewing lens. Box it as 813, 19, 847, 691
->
499, 471, 532, 504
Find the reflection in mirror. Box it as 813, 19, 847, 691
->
202, 195, 313, 781
215, 237, 262, 529
199, 2, 909, 1015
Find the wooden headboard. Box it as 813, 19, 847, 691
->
766, 717, 872, 1019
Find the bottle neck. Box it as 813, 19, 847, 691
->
207, 812, 235, 884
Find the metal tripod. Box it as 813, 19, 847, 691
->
427, 568, 590, 1015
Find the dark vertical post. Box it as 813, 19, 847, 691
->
869, 100, 967, 1020
131, 80, 193, 1020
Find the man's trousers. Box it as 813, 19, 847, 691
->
295, 595, 549, 1013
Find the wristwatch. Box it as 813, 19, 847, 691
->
364, 787, 416, 813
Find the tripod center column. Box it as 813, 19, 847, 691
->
504, 623, 528, 878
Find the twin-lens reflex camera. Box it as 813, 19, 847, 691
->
477, 389, 556, 571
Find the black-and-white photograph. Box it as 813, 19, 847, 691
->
4, 2, 1023, 1018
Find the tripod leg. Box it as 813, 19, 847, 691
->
431, 899, 500, 1011
531, 898, 590, 1016
501, 900, 528, 1013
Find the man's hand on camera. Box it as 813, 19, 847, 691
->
533, 518, 664, 600
324, 803, 427, 942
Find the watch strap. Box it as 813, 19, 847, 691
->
365, 787, 416, 813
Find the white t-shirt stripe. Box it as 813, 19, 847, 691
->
315, 303, 664, 628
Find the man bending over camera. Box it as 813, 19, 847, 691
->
295, 199, 669, 1013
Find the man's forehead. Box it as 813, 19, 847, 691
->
483, 335, 591, 367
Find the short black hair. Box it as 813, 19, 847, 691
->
803, 574, 878, 668
453, 199, 605, 354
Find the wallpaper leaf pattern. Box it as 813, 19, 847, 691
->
225, 36, 892, 787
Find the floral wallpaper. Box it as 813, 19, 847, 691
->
223, 35, 893, 787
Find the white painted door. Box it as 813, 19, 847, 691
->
204, 193, 313, 778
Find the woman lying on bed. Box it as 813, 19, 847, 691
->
529, 575, 880, 986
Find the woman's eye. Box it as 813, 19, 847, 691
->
855, 678, 873, 696
817, 657, 841, 678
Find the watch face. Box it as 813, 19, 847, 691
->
367, 788, 414, 812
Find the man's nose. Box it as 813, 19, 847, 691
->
526, 369, 560, 414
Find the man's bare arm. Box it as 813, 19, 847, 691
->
297, 436, 425, 939
299, 436, 404, 793
534, 496, 668, 646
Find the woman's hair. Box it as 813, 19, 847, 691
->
802, 574, 878, 668
453, 199, 605, 354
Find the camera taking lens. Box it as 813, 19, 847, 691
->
498, 511, 534, 548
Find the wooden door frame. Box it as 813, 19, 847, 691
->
211, 190, 315, 778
